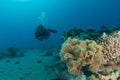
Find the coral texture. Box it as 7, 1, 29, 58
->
60, 38, 103, 75
98, 31, 120, 77
99, 72, 119, 80
100, 31, 120, 63
60, 30, 120, 79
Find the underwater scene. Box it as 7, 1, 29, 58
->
0, 0, 120, 80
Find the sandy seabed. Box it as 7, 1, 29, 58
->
0, 48, 59, 80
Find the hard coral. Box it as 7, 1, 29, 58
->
60, 38, 103, 76
100, 31, 120, 63
99, 72, 119, 80
98, 31, 120, 76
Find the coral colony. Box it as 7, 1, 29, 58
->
60, 25, 120, 80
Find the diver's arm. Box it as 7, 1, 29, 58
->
47, 29, 57, 33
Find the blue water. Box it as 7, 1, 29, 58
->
0, 0, 120, 49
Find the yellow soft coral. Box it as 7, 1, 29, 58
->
60, 38, 103, 75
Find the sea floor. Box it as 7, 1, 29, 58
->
0, 48, 61, 80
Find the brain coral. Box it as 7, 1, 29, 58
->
60, 38, 103, 75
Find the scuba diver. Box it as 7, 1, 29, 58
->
35, 24, 57, 41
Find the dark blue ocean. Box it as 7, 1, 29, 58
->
0, 0, 119, 49
0, 0, 120, 80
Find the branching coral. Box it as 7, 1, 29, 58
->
60, 38, 103, 75
97, 31, 120, 77
100, 31, 120, 63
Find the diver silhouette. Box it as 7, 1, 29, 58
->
35, 24, 57, 41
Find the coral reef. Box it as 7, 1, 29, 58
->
99, 72, 119, 80
98, 26, 111, 35
60, 38, 103, 76
88, 75, 99, 80
62, 28, 87, 41
60, 30, 120, 80
97, 31, 120, 77
62, 24, 120, 42
100, 31, 120, 63
87, 71, 120, 80
112, 24, 120, 32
